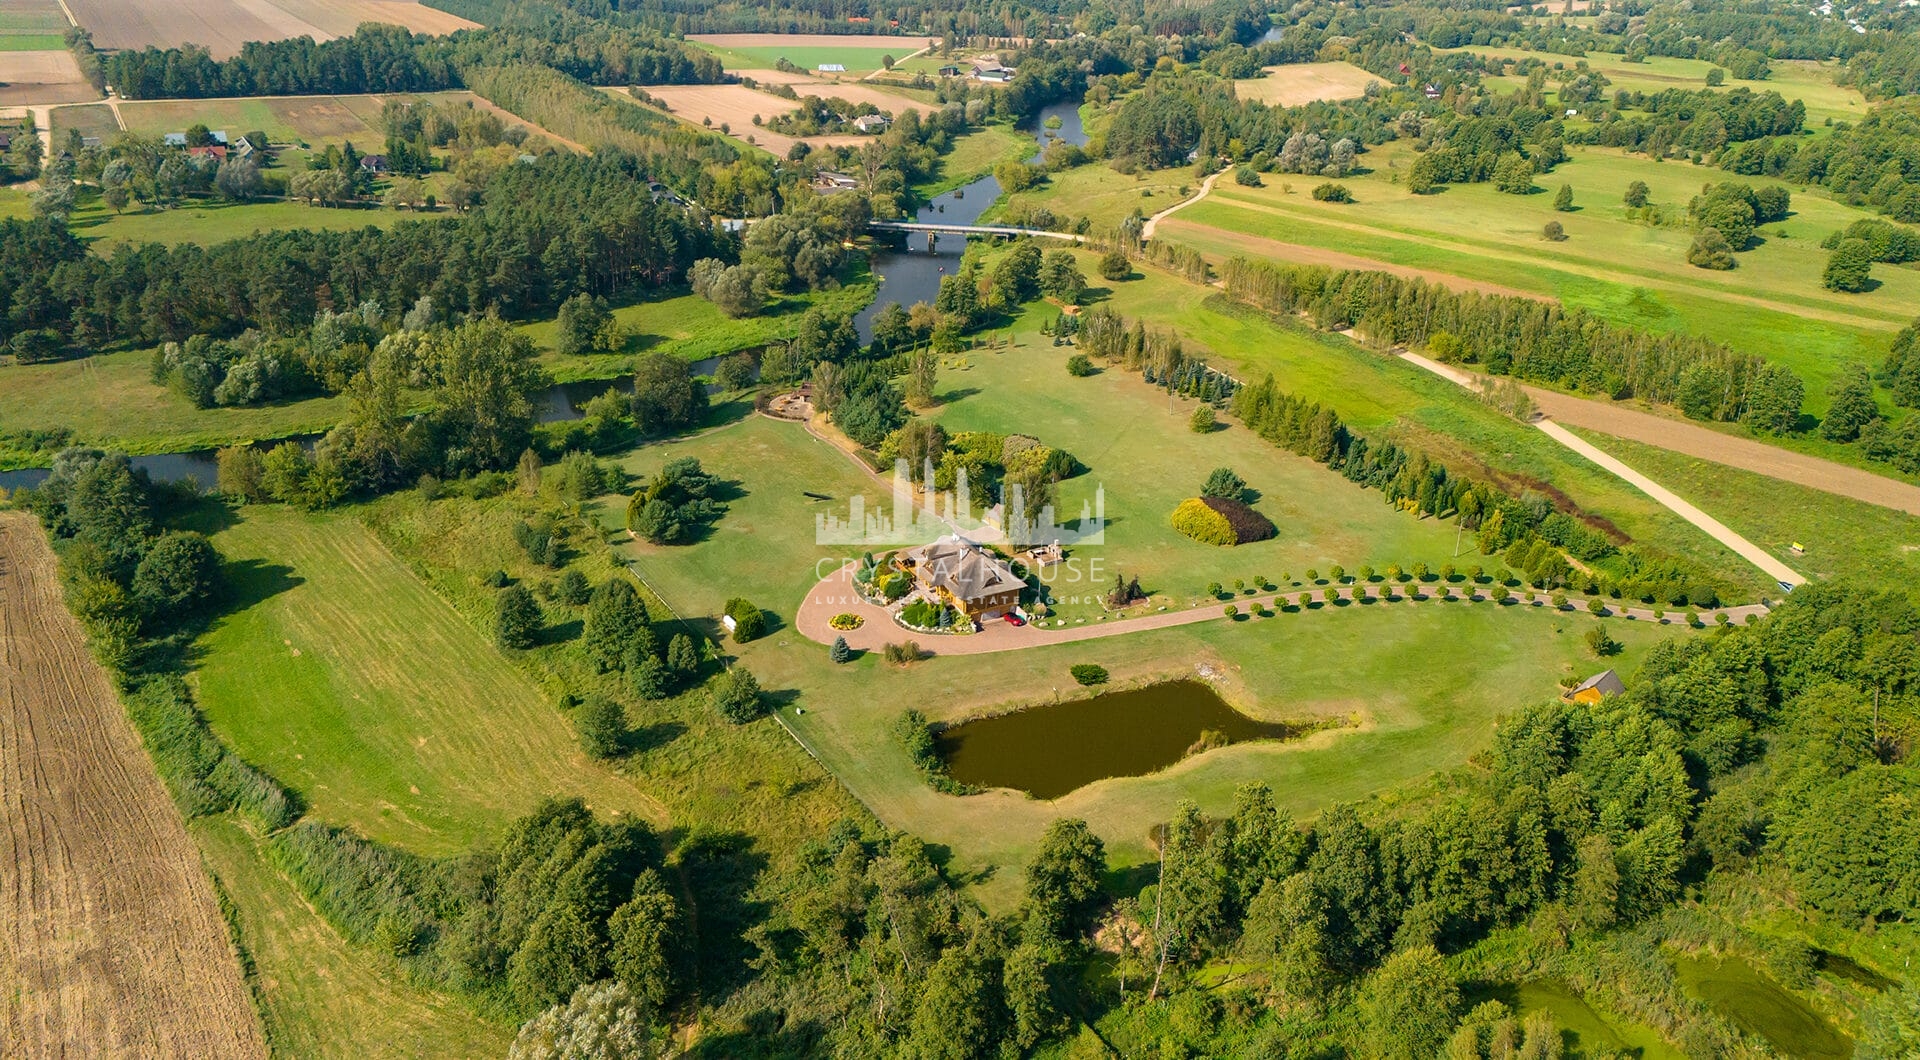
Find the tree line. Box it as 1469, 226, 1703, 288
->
0, 151, 729, 357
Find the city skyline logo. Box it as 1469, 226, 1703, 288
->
814, 458, 1106, 549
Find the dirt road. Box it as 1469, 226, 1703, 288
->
0, 512, 265, 1059
1397, 351, 1806, 587
1523, 387, 1920, 517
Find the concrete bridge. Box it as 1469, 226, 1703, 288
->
868, 221, 1085, 243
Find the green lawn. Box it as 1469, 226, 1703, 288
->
196, 506, 673, 855
1567, 428, 1920, 588
1157, 142, 1916, 411
194, 815, 508, 1060
48, 102, 118, 145
554, 316, 1705, 909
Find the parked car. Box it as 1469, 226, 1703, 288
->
1002, 612, 1025, 626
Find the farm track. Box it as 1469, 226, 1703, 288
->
0, 512, 265, 1060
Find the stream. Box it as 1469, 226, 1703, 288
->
0, 101, 1092, 493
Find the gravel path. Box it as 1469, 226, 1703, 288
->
1398, 350, 1806, 588
795, 563, 1767, 657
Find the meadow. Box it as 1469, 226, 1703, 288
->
989, 161, 1194, 231
1155, 142, 1918, 412
70, 192, 417, 250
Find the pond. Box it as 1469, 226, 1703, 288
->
935, 680, 1293, 799
1474, 980, 1683, 1059
1672, 954, 1853, 1059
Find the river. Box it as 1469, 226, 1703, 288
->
0, 101, 1092, 493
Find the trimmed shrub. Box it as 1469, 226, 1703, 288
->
1069, 664, 1108, 685
1172, 497, 1238, 546
724, 597, 766, 642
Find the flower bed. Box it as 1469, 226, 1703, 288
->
829, 612, 865, 631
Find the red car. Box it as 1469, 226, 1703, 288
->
1002, 612, 1026, 626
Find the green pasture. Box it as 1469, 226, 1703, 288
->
196, 506, 671, 855
0, 33, 64, 50
194, 815, 507, 1060
1568, 428, 1920, 588
1161, 141, 1917, 408
917, 123, 1037, 197
48, 102, 118, 144
523, 266, 879, 383
71, 192, 416, 250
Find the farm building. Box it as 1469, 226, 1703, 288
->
1564, 669, 1625, 705
359, 154, 390, 175
898, 536, 1024, 619
819, 63, 847, 73
186, 145, 227, 161
813, 170, 860, 193
973, 65, 1013, 83
938, 64, 964, 77
853, 113, 891, 133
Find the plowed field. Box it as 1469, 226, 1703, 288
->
0, 512, 264, 1059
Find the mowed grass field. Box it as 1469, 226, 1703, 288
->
196, 506, 672, 855
1568, 428, 1920, 587
762, 591, 1678, 907
990, 162, 1194, 231
1157, 142, 1918, 412
70, 191, 417, 250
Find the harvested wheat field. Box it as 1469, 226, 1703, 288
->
68, 0, 475, 60
1233, 61, 1384, 107
0, 51, 96, 107
0, 512, 265, 1059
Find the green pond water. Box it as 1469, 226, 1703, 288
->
1477, 980, 1682, 1059
1673, 955, 1853, 1059
935, 680, 1292, 799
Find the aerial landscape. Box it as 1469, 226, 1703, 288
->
1, 0, 1917, 1055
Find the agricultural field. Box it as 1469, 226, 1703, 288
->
688, 32, 939, 79
1154, 141, 1919, 411
0, 44, 95, 107
1232, 61, 1384, 107
1455, 45, 1872, 126
0, 513, 264, 1057
67, 0, 475, 60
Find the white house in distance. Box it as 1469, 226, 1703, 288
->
818, 62, 846, 73
852, 113, 891, 134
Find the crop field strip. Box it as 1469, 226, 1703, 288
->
64, 0, 475, 60
0, 512, 264, 1058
